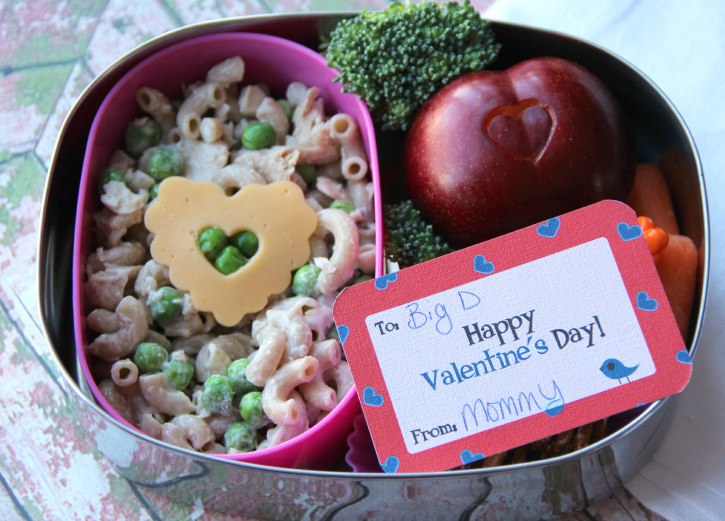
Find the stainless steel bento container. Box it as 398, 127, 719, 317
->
37, 12, 709, 520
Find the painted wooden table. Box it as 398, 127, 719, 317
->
0, 0, 669, 518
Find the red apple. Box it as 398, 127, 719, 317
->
403, 57, 636, 247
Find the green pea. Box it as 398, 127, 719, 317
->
242, 122, 276, 150
148, 147, 184, 182
125, 118, 161, 157
228, 359, 260, 396
277, 99, 294, 123
295, 164, 318, 184
229, 230, 258, 258
149, 182, 160, 201
133, 342, 168, 373
202, 375, 235, 415
330, 199, 355, 214
214, 246, 247, 275
198, 227, 228, 261
224, 422, 257, 452
163, 359, 194, 390
240, 391, 267, 429
148, 287, 183, 322
292, 264, 321, 297
98, 168, 126, 194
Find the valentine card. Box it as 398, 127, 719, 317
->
333, 200, 692, 474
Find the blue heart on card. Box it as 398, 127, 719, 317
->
460, 450, 485, 465
617, 222, 643, 241
537, 217, 561, 238
545, 400, 565, 417
676, 350, 692, 364
337, 324, 350, 346
363, 387, 384, 407
375, 273, 398, 290
636, 292, 658, 311
474, 255, 495, 274
380, 456, 399, 473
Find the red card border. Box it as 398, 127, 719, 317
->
334, 200, 691, 473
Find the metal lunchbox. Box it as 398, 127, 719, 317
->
37, 12, 708, 520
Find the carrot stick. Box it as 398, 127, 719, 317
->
626, 164, 680, 236
657, 234, 698, 338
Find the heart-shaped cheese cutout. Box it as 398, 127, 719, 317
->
484, 98, 555, 162
145, 178, 317, 326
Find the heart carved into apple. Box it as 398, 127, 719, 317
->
484, 98, 554, 162
403, 57, 636, 247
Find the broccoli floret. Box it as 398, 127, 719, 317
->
326, 0, 501, 131
384, 200, 454, 267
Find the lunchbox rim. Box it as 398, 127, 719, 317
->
36, 11, 710, 479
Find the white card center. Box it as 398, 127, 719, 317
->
365, 237, 655, 455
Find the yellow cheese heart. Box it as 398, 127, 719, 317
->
145, 177, 317, 326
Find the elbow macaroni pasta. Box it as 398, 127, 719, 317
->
262, 356, 319, 425
239, 85, 266, 117
139, 373, 196, 416
330, 114, 369, 181
299, 339, 341, 411
259, 390, 308, 449
206, 57, 244, 85
246, 326, 286, 387
111, 359, 138, 387
136, 87, 176, 142
88, 296, 148, 360
200, 117, 225, 143
99, 379, 136, 424
256, 98, 289, 143
177, 83, 226, 140
85, 56, 373, 454
313, 209, 360, 295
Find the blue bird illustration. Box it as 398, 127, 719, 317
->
600, 358, 639, 384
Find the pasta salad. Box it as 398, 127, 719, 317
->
85, 56, 374, 455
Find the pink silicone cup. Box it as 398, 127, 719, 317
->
73, 32, 382, 470
346, 412, 384, 473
